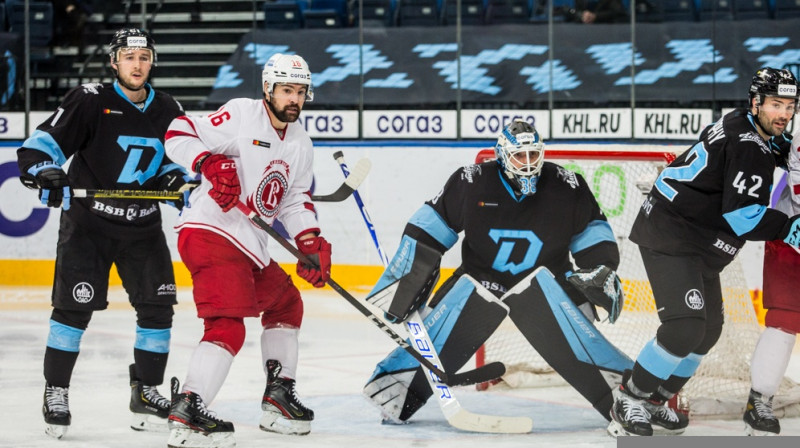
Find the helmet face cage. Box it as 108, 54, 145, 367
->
108, 28, 157, 66
262, 53, 314, 102
749, 67, 799, 113
494, 120, 545, 196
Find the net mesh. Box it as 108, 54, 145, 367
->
477, 148, 800, 418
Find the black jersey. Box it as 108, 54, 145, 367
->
17, 82, 184, 239
408, 161, 620, 295
630, 108, 789, 270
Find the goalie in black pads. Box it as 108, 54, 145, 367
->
363, 120, 634, 427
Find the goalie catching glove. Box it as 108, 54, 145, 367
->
567, 265, 624, 324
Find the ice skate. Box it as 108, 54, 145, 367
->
607, 384, 653, 437
260, 360, 314, 435
167, 378, 235, 448
128, 363, 170, 432
643, 398, 688, 435
43, 383, 71, 439
743, 389, 780, 436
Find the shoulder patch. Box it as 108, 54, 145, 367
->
739, 132, 770, 155
80, 83, 103, 95
460, 164, 482, 183
556, 165, 580, 189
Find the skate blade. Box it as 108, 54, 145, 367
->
259, 410, 311, 436
130, 412, 169, 433
606, 420, 649, 437
167, 426, 236, 448
744, 424, 779, 436
45, 423, 69, 439
652, 425, 686, 436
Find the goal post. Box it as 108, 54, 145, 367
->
472, 146, 800, 419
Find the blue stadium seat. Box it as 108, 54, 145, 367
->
264, 1, 304, 29
773, 0, 800, 18
485, 0, 532, 24
697, 0, 735, 20
661, 0, 697, 21
354, 0, 394, 26
733, 0, 771, 19
395, 0, 440, 26
303, 0, 349, 27
441, 0, 486, 25
9, 1, 53, 61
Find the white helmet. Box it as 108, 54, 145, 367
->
494, 120, 545, 196
262, 53, 314, 102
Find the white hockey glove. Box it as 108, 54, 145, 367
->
567, 265, 624, 324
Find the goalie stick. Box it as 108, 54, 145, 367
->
71, 157, 372, 203
233, 201, 501, 387
334, 152, 531, 433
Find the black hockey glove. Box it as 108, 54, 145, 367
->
770, 132, 792, 170
781, 215, 800, 251
567, 265, 624, 324
159, 170, 200, 211
20, 161, 72, 210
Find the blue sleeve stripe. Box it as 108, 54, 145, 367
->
723, 204, 767, 236
46, 320, 84, 352
158, 163, 188, 177
672, 352, 704, 378
135, 326, 171, 354
636, 338, 682, 380
22, 130, 68, 166
408, 204, 459, 249
569, 220, 616, 254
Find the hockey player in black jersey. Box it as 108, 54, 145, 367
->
16, 28, 195, 439
608, 67, 800, 437
363, 120, 635, 428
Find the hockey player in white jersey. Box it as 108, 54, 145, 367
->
163, 53, 329, 447
743, 132, 798, 436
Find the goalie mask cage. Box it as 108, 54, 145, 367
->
473, 147, 800, 419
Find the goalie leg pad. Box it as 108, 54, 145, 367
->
364, 275, 508, 421
503, 267, 634, 420
367, 236, 443, 322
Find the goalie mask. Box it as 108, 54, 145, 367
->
749, 67, 799, 113
108, 28, 157, 67
494, 120, 545, 196
262, 53, 314, 102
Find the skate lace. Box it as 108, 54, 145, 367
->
620, 396, 651, 424
194, 396, 222, 422
142, 385, 170, 409
645, 403, 680, 423
753, 397, 776, 419
45, 386, 69, 414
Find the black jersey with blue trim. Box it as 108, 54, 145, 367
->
17, 82, 184, 239
406, 161, 620, 294
630, 108, 789, 268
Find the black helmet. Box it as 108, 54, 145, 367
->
749, 67, 798, 107
108, 28, 157, 65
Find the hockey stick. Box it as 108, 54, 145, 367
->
334, 153, 530, 433
233, 201, 494, 387
71, 158, 371, 203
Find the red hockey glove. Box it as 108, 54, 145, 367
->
199, 154, 241, 212
296, 235, 332, 288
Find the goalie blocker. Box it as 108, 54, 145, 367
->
364, 246, 633, 422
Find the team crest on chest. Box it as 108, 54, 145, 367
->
255, 160, 291, 218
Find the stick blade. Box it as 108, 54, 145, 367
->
344, 158, 371, 190
447, 409, 533, 434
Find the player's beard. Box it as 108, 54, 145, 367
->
756, 108, 788, 137
267, 99, 301, 123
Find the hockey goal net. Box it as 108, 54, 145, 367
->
474, 146, 800, 418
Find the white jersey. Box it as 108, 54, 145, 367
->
165, 98, 319, 268
775, 138, 800, 217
